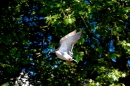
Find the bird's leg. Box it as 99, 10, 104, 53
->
67, 59, 72, 67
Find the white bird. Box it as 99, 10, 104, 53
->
50, 30, 82, 66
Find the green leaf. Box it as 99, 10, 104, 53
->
115, 27, 122, 32
75, 54, 82, 62
123, 7, 130, 12
10, 48, 17, 53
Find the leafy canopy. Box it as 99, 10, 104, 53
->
0, 0, 130, 86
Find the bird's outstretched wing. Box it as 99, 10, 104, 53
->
60, 30, 76, 44
58, 30, 82, 53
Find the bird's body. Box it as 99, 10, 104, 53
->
50, 30, 82, 66
55, 51, 73, 61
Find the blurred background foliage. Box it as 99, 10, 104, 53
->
0, 0, 130, 86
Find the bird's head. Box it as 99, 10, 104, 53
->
48, 50, 55, 55
48, 48, 59, 55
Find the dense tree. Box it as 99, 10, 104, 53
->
0, 0, 130, 85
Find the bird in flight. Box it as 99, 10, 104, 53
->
49, 30, 82, 66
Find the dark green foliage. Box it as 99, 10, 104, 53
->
0, 0, 130, 86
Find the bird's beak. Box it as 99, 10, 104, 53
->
48, 50, 55, 55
